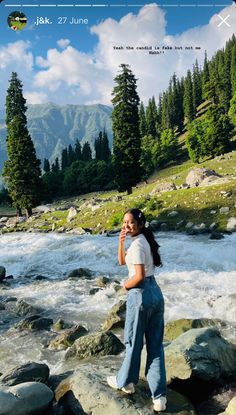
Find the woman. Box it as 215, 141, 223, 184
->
107, 208, 167, 412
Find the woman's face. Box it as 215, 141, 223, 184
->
122, 213, 143, 237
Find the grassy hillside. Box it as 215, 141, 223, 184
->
2, 149, 235, 235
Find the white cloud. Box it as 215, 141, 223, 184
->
1, 4, 235, 106
57, 39, 71, 49
24, 91, 48, 104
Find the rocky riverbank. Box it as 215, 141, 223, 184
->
1, 264, 236, 415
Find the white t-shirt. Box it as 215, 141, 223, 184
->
125, 233, 155, 278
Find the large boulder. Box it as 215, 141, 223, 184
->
0, 266, 6, 282
67, 207, 78, 223
0, 362, 49, 386
0, 381, 54, 415
185, 168, 221, 187
49, 325, 88, 350
102, 300, 126, 331
227, 217, 236, 232
164, 318, 227, 342
65, 331, 124, 360
55, 366, 197, 415
151, 182, 176, 194
165, 327, 236, 396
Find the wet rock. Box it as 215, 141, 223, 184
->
227, 217, 236, 232
55, 366, 197, 415
89, 287, 101, 295
165, 327, 236, 400
164, 318, 227, 342
67, 268, 93, 280
102, 300, 126, 331
65, 331, 124, 360
185, 168, 221, 187
16, 315, 53, 331
53, 319, 68, 332
14, 300, 39, 317
66, 227, 86, 235
0, 302, 6, 310
0, 266, 6, 282
0, 381, 54, 415
0, 362, 50, 386
49, 325, 88, 350
168, 211, 178, 217
95, 276, 110, 288
209, 231, 224, 240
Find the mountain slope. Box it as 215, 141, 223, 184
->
0, 103, 112, 170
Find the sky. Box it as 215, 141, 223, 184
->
0, 0, 235, 107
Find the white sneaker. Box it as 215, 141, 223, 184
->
107, 376, 135, 394
153, 396, 167, 412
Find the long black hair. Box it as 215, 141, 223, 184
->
125, 208, 162, 267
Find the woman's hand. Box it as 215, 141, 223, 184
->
119, 227, 127, 244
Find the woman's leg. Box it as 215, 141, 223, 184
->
145, 308, 166, 398
116, 290, 146, 388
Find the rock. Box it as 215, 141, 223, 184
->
0, 381, 54, 415
49, 325, 88, 350
67, 207, 78, 223
5, 217, 19, 228
165, 327, 236, 395
185, 168, 221, 187
0, 217, 8, 223
102, 300, 126, 331
34, 205, 53, 213
89, 288, 101, 295
91, 205, 101, 212
0, 362, 49, 386
67, 268, 93, 280
0, 266, 6, 282
220, 207, 230, 214
55, 366, 197, 415
66, 227, 86, 235
16, 315, 53, 331
164, 318, 227, 342
14, 300, 39, 317
192, 223, 206, 232
209, 231, 224, 240
151, 182, 176, 194
65, 331, 124, 360
0, 302, 6, 310
95, 276, 110, 288
227, 217, 236, 232
185, 222, 193, 229
219, 396, 236, 415
149, 220, 159, 231
53, 319, 68, 332
168, 211, 178, 217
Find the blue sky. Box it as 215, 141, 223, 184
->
0, 1, 235, 106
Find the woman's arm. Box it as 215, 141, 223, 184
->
124, 264, 145, 289
118, 228, 126, 265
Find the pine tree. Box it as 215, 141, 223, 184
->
183, 70, 195, 123
204, 104, 233, 157
192, 60, 202, 112
95, 131, 103, 160
112, 64, 141, 194
146, 97, 157, 137
139, 102, 147, 137
228, 92, 236, 126
82, 141, 92, 161
230, 40, 236, 95
51, 157, 60, 173
43, 158, 50, 173
74, 139, 82, 161
101, 130, 110, 162
61, 148, 68, 170
140, 135, 158, 181
3, 73, 41, 217
68, 144, 75, 166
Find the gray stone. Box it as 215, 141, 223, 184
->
185, 168, 221, 187
102, 300, 126, 331
67, 207, 78, 223
0, 217, 8, 223
164, 318, 227, 342
55, 366, 197, 415
165, 327, 236, 384
16, 315, 53, 331
0, 362, 49, 386
220, 207, 230, 214
0, 266, 6, 282
14, 300, 39, 317
49, 325, 88, 350
151, 182, 176, 194
67, 268, 93, 280
66, 227, 86, 235
185, 222, 193, 229
65, 331, 124, 360
0, 381, 54, 415
227, 217, 236, 232
168, 211, 178, 217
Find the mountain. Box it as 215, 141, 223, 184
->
0, 103, 113, 171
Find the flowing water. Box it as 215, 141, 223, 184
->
0, 231, 236, 377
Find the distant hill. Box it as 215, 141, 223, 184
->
0, 103, 113, 171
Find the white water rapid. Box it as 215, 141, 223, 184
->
0, 231, 236, 375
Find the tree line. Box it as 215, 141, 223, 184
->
1, 35, 235, 215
